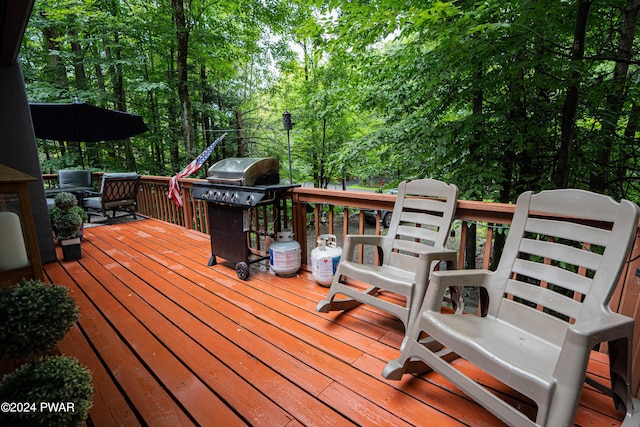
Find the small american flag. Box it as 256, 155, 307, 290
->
168, 132, 227, 207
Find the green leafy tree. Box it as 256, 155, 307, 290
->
22, 0, 310, 176
313, 0, 640, 202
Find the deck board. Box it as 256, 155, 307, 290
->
44, 217, 625, 427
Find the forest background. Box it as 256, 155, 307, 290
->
20, 0, 640, 204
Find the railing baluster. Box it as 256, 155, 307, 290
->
327, 204, 334, 235
356, 210, 365, 264
342, 207, 349, 255
483, 224, 493, 270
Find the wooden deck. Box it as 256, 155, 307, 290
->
44, 217, 625, 426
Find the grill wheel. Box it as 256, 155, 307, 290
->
236, 262, 250, 280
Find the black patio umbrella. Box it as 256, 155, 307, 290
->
30, 101, 148, 142
29, 101, 149, 167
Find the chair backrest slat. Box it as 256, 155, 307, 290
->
399, 211, 444, 227
525, 217, 611, 247
505, 278, 584, 320
511, 258, 593, 295
402, 197, 449, 213
395, 224, 438, 244
518, 238, 603, 272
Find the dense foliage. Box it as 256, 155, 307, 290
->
312, 0, 640, 201
22, 0, 303, 176
21, 0, 640, 202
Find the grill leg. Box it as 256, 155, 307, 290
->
208, 256, 217, 266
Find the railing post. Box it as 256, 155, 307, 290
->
458, 221, 467, 272
291, 194, 308, 267
181, 184, 193, 230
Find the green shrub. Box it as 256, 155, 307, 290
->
0, 356, 93, 427
0, 280, 79, 360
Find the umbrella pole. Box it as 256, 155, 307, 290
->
77, 142, 85, 169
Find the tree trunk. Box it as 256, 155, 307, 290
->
111, 32, 136, 171
590, 0, 640, 193
619, 102, 640, 196
42, 20, 80, 164
103, 40, 124, 167
465, 60, 483, 271
167, 46, 180, 171
172, 0, 195, 153
235, 110, 245, 157
321, 117, 328, 188
41, 23, 67, 86
201, 65, 212, 147
69, 30, 87, 92
70, 33, 101, 168
142, 56, 162, 168
555, 1, 592, 189
91, 43, 106, 93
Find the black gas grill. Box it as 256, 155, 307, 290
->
192, 157, 297, 280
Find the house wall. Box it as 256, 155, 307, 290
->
0, 62, 56, 263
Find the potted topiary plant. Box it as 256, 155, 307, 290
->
0, 279, 93, 426
49, 192, 88, 261
0, 279, 79, 361
0, 355, 93, 427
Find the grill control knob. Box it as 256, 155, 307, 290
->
213, 191, 220, 200
222, 192, 229, 201
247, 195, 254, 205
231, 193, 239, 203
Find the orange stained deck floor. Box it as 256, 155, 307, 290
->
44, 217, 626, 427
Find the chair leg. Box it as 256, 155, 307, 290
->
383, 337, 456, 379
316, 285, 379, 313
608, 337, 638, 424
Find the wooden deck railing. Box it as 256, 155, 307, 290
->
42, 173, 640, 398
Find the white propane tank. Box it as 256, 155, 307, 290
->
269, 230, 301, 277
311, 234, 342, 287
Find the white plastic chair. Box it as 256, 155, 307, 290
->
316, 179, 459, 336
383, 189, 640, 426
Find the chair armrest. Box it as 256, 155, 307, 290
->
423, 269, 493, 312
417, 247, 458, 264
344, 234, 385, 246
342, 234, 385, 258
431, 269, 493, 287
567, 312, 633, 347
414, 248, 459, 282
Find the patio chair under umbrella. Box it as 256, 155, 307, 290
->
30, 100, 149, 167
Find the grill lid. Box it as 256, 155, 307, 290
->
206, 157, 279, 186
